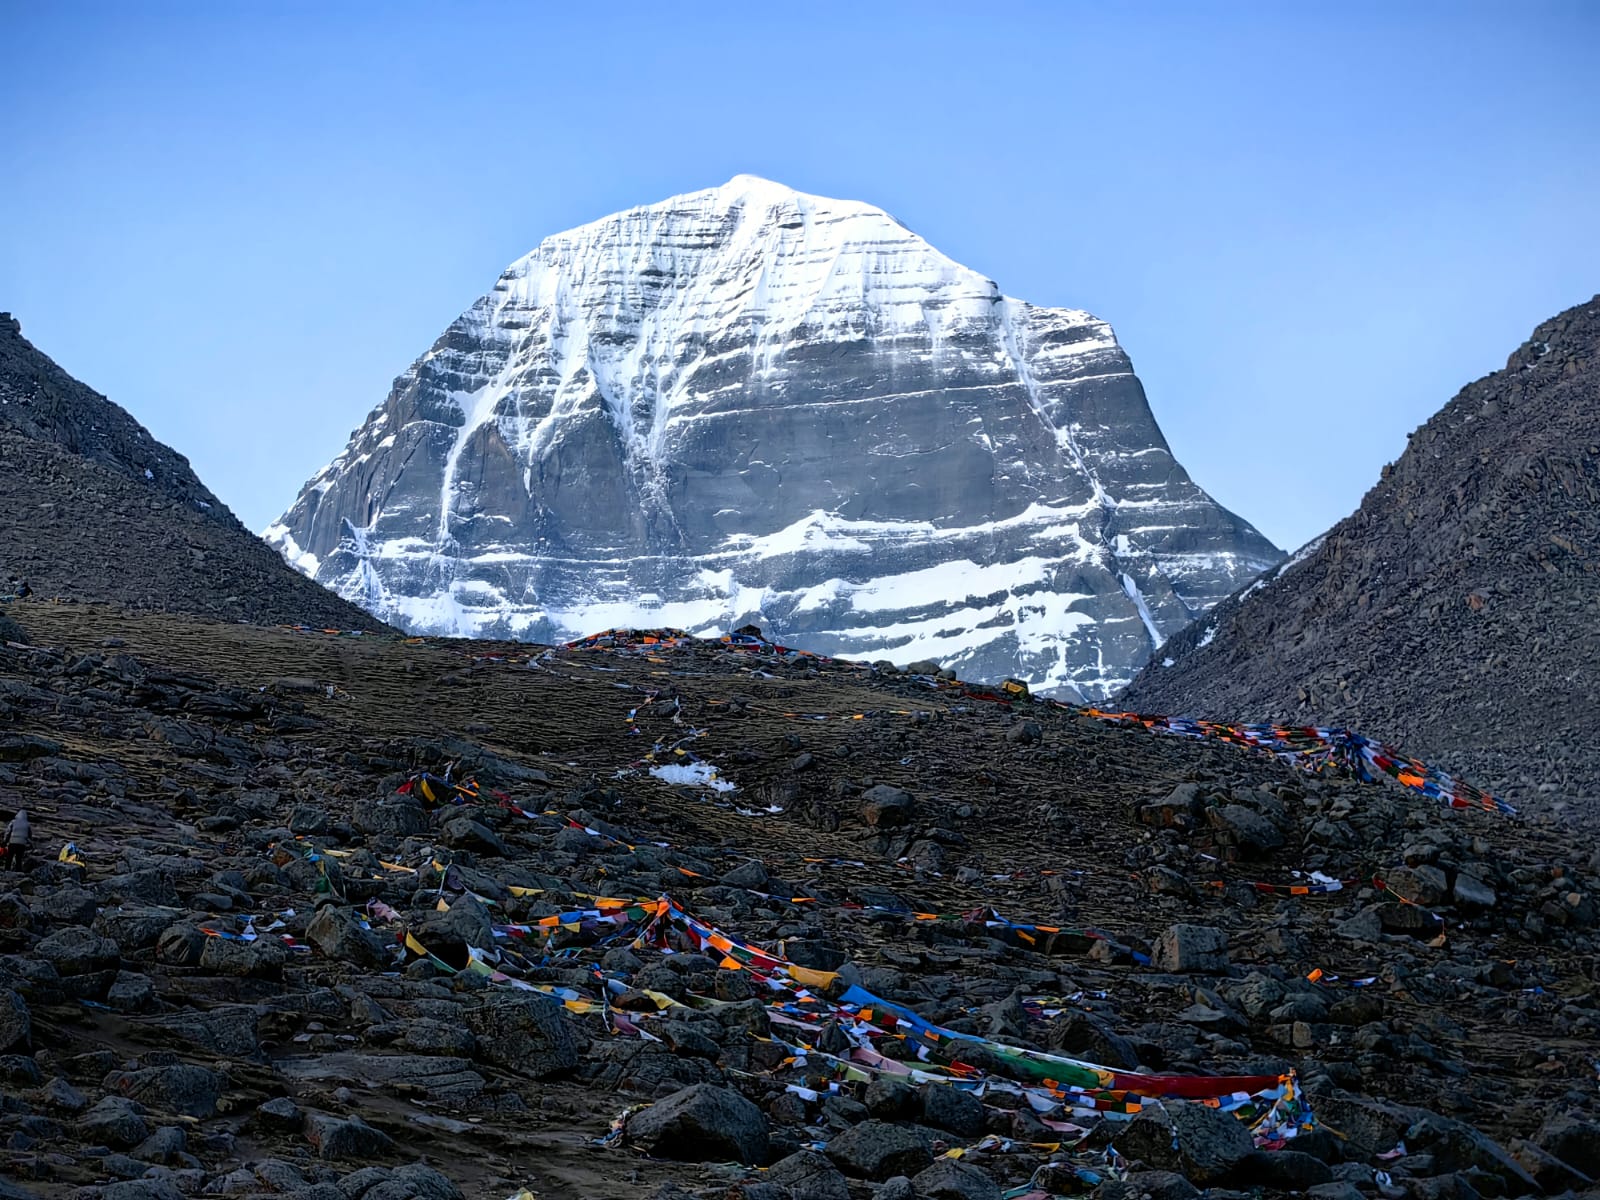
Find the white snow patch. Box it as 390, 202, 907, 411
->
848, 557, 1055, 613
650, 761, 737, 793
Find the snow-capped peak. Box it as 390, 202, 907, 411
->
267, 179, 1281, 697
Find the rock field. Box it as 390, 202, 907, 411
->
1, 601, 1597, 1200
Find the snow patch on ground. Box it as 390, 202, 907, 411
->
650, 761, 737, 793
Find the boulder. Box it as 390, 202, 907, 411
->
465, 993, 581, 1078
1006, 720, 1042, 746
720, 860, 770, 890
1305, 1185, 1366, 1200
156, 1005, 262, 1058
1452, 873, 1497, 909
415, 894, 496, 959
912, 1159, 1002, 1200
43, 1076, 88, 1112
1112, 1100, 1253, 1183
156, 924, 206, 966
859, 785, 914, 828
1141, 782, 1204, 830
363, 1164, 464, 1200
304, 1111, 396, 1160
1229, 1148, 1334, 1189
1206, 804, 1284, 857
199, 931, 287, 978
1093, 1172, 1199, 1200
1516, 1139, 1595, 1192
1049, 1010, 1142, 1069
131, 1125, 188, 1165
0, 988, 29, 1054
1374, 900, 1443, 935
35, 926, 120, 975
763, 1149, 850, 1200
440, 815, 508, 856
32, 885, 99, 926
825, 1119, 932, 1180
90, 1179, 187, 1200
863, 1077, 915, 1120
1533, 1112, 1600, 1179
919, 1082, 984, 1137
307, 905, 390, 969
354, 799, 428, 837
81, 1096, 150, 1149
1405, 1113, 1540, 1193
110, 1064, 225, 1118
1153, 924, 1230, 973
624, 1083, 769, 1165
257, 1096, 304, 1129
1384, 864, 1449, 907
106, 970, 157, 1013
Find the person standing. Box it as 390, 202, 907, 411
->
4, 809, 30, 872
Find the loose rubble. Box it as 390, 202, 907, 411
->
0, 603, 1597, 1199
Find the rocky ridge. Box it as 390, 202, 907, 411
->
1119, 296, 1600, 810
0, 314, 387, 632
266, 177, 1280, 698
1, 600, 1597, 1200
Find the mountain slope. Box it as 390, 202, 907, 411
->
0, 313, 388, 630
268, 176, 1279, 698
1120, 296, 1600, 806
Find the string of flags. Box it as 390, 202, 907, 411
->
389, 883, 1312, 1145
570, 627, 1512, 816
1081, 711, 1513, 816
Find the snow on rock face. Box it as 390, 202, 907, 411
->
266, 176, 1280, 698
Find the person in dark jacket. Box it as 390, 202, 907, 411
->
4, 809, 30, 871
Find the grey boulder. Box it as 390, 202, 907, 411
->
624, 1083, 770, 1165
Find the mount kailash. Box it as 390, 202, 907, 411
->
267, 176, 1280, 698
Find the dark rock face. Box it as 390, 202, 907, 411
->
1154, 923, 1230, 973
463, 992, 581, 1079
824, 1119, 933, 1180
0, 988, 30, 1054
303, 1111, 395, 1161
1120, 296, 1600, 807
0, 315, 386, 631
764, 1150, 851, 1200
305, 905, 389, 969
622, 1082, 769, 1165
1112, 1101, 1254, 1183
109, 1064, 224, 1119
267, 178, 1278, 698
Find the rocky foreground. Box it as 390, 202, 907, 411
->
1, 601, 1597, 1200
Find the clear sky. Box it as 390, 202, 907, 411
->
4, 2, 1597, 552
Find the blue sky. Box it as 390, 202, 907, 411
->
3, 1, 1597, 551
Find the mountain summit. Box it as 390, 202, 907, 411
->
268, 177, 1278, 697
